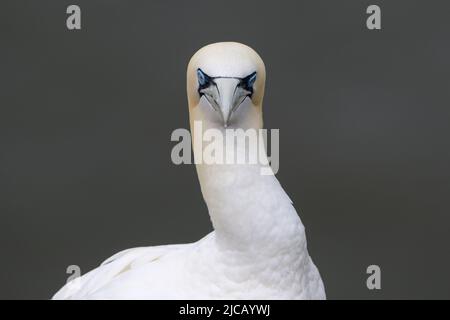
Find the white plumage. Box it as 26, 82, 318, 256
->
53, 42, 325, 300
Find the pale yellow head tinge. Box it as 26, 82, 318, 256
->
187, 42, 266, 129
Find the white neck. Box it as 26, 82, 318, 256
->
190, 101, 305, 253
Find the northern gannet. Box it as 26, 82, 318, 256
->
53, 42, 326, 300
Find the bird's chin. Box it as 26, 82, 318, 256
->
220, 117, 237, 130
211, 121, 231, 130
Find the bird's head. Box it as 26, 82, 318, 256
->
187, 42, 266, 129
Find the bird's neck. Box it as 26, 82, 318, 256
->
190, 117, 304, 252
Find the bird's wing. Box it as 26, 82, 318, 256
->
52, 244, 185, 299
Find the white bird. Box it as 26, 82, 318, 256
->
53, 42, 326, 300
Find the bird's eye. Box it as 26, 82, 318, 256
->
197, 68, 214, 95
238, 72, 257, 97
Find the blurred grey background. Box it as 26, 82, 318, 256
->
0, 0, 449, 299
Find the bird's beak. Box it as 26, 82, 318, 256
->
210, 78, 244, 128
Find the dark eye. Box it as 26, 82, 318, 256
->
197, 68, 214, 95
238, 72, 257, 97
